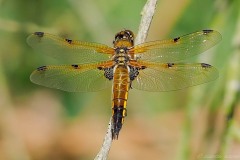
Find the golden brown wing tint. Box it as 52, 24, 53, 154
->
131, 62, 218, 91
130, 30, 221, 63
30, 62, 112, 92
27, 32, 114, 64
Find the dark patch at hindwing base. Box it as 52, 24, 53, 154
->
111, 106, 127, 139
98, 66, 114, 80
129, 66, 146, 81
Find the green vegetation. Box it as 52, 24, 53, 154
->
0, 0, 239, 159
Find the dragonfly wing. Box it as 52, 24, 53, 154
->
27, 32, 114, 64
131, 30, 221, 63
131, 62, 218, 92
30, 62, 112, 92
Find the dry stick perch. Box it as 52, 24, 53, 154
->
135, 0, 158, 45
94, 0, 158, 159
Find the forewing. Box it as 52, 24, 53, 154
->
132, 62, 218, 91
30, 63, 112, 92
27, 32, 114, 64
131, 30, 221, 62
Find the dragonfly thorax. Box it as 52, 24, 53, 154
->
113, 47, 131, 64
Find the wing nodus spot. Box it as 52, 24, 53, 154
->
167, 63, 174, 68
65, 38, 72, 44
71, 64, 79, 69
173, 37, 180, 42
141, 66, 146, 69
97, 66, 103, 70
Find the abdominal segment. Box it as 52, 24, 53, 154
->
111, 65, 130, 139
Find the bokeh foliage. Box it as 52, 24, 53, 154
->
0, 0, 239, 160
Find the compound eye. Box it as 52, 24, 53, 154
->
125, 30, 134, 38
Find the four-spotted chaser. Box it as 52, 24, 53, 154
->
27, 29, 221, 139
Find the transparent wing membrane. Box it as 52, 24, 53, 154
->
132, 62, 219, 91
27, 32, 114, 64
131, 30, 221, 63
28, 30, 221, 93
30, 63, 112, 92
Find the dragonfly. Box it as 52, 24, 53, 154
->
27, 29, 221, 139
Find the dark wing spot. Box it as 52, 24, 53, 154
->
173, 37, 180, 42
203, 30, 213, 34
141, 66, 146, 70
104, 67, 114, 80
97, 66, 103, 70
65, 38, 72, 44
167, 63, 174, 68
201, 63, 211, 68
129, 66, 139, 81
37, 65, 47, 71
34, 32, 44, 37
71, 64, 79, 69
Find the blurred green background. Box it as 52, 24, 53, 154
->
0, 0, 239, 160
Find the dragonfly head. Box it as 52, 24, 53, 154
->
113, 29, 134, 48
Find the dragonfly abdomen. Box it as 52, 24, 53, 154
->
111, 65, 130, 139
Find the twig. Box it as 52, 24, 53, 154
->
94, 118, 113, 160
94, 0, 158, 159
135, 0, 158, 45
